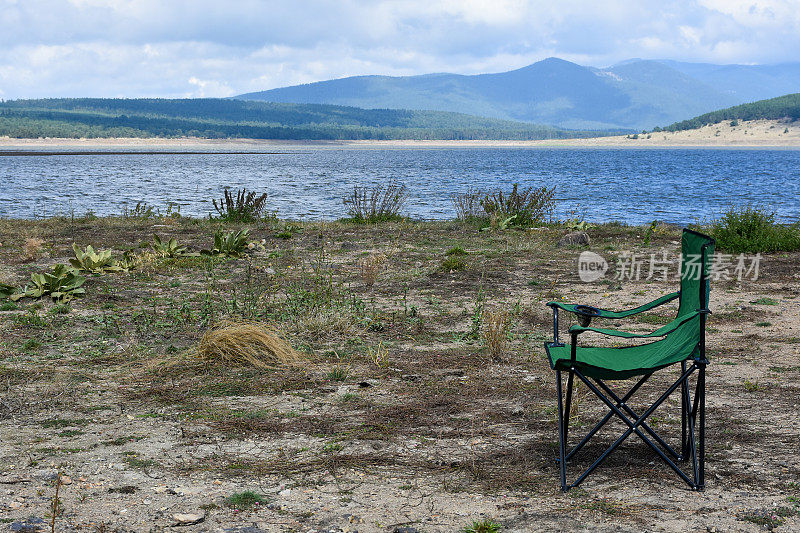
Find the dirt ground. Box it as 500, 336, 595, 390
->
0, 216, 798, 532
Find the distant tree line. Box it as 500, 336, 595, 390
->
658, 92, 800, 132
0, 98, 607, 140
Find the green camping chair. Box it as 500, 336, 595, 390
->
544, 229, 714, 491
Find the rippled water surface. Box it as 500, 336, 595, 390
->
2, 146, 799, 224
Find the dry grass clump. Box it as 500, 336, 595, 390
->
359, 253, 386, 287
23, 237, 45, 261
481, 309, 511, 361
196, 321, 304, 368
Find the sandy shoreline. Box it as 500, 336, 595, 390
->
1, 119, 799, 149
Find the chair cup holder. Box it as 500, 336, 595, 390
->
574, 305, 600, 328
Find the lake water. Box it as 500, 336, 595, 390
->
1, 146, 798, 224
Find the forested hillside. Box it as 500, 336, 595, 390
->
0, 98, 599, 140
661, 93, 800, 131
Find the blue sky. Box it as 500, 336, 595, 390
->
1, 0, 799, 99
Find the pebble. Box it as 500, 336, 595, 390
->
557, 231, 590, 247
8, 517, 45, 532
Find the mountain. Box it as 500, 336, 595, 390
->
0, 98, 599, 140
237, 58, 800, 130
662, 92, 800, 131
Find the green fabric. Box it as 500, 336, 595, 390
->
545, 229, 715, 380
547, 291, 679, 319
568, 310, 700, 338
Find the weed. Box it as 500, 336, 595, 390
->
22, 338, 41, 351
0, 300, 18, 310
12, 264, 86, 303
440, 256, 467, 272
750, 297, 778, 305
711, 204, 800, 253
451, 187, 488, 221
481, 308, 511, 361
446, 246, 468, 256
70, 244, 125, 274
23, 236, 45, 261
743, 379, 760, 392
225, 490, 267, 509
755, 321, 771, 327
463, 519, 502, 533
740, 507, 794, 528
151, 235, 188, 257
359, 253, 386, 287
213, 188, 268, 223
481, 183, 555, 227
201, 229, 250, 257
367, 341, 389, 368
343, 182, 407, 223
328, 364, 350, 381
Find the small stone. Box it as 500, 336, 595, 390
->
59, 475, 72, 485
401, 374, 420, 382
172, 512, 205, 526
279, 488, 291, 497
394, 528, 420, 533
557, 231, 590, 247
8, 517, 45, 532
9, 500, 23, 510
0, 476, 31, 484
511, 404, 525, 416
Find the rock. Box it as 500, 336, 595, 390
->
0, 475, 31, 484
394, 528, 420, 533
557, 231, 590, 247
59, 475, 72, 485
172, 512, 205, 526
223, 527, 265, 533
8, 517, 45, 532
9, 500, 23, 510
401, 374, 421, 382
511, 404, 525, 416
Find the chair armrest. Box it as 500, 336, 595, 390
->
568, 311, 700, 338
547, 291, 680, 319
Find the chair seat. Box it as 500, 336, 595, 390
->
545, 321, 702, 380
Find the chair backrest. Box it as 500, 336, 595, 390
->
678, 229, 716, 317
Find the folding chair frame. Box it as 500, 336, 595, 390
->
547, 235, 711, 492
553, 358, 706, 491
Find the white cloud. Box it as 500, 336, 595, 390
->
0, 0, 799, 99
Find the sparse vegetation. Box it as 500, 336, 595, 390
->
150, 235, 188, 257
481, 308, 511, 361
343, 182, 408, 223
212, 188, 269, 223
201, 229, 250, 257
225, 491, 267, 509
11, 264, 86, 303
710, 204, 800, 253
70, 244, 125, 274
481, 183, 555, 227
463, 519, 502, 533
359, 253, 386, 287
194, 321, 303, 369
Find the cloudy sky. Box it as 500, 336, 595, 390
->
1, 0, 799, 100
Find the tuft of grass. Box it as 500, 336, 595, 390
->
481, 183, 555, 227
755, 321, 772, 327
23, 236, 45, 261
343, 181, 407, 223
212, 188, 268, 223
743, 379, 761, 392
225, 490, 267, 509
751, 297, 778, 305
445, 246, 468, 256
481, 308, 511, 361
359, 253, 386, 287
440, 256, 467, 272
463, 519, 502, 533
711, 204, 800, 253
193, 321, 304, 369
328, 364, 350, 382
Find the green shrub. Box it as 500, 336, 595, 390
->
445, 246, 468, 256
201, 229, 250, 257
463, 519, 502, 533
11, 264, 86, 303
71, 244, 126, 274
343, 182, 407, 223
225, 490, 267, 509
481, 183, 555, 227
151, 235, 187, 258
440, 256, 467, 272
213, 188, 268, 223
710, 205, 800, 253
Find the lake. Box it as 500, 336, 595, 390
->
1, 146, 798, 224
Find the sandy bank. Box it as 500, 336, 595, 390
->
1, 119, 799, 149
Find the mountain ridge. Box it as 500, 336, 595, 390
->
237, 58, 800, 130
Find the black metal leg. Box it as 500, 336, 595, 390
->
555, 370, 567, 491
698, 363, 706, 491
564, 370, 574, 447
681, 361, 688, 460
